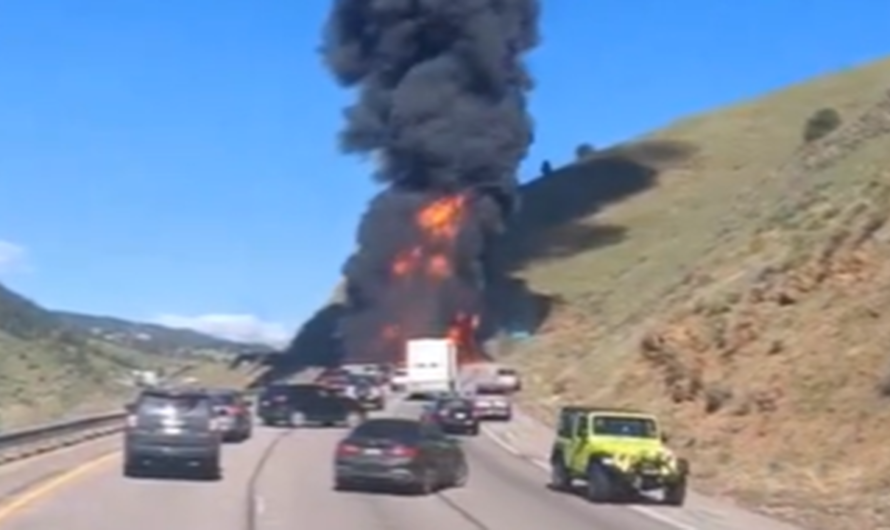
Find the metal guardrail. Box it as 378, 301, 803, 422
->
0, 411, 127, 465
0, 363, 205, 466
0, 364, 320, 467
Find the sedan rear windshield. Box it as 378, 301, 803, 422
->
351, 419, 422, 441
138, 393, 210, 415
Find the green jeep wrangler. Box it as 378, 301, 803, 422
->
548, 406, 688, 505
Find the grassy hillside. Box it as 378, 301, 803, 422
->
282, 58, 890, 528
502, 57, 890, 530
0, 283, 249, 428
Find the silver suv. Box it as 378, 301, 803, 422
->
123, 388, 223, 480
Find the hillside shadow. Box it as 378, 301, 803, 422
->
483, 139, 698, 341
243, 303, 347, 388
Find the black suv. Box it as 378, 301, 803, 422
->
257, 383, 365, 428
123, 388, 223, 479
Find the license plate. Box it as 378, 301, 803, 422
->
455, 413, 466, 419
363, 448, 383, 455
163, 427, 183, 435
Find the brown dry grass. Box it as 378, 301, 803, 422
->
503, 56, 890, 529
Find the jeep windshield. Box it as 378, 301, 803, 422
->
592, 415, 658, 438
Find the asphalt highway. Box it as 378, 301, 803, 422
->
0, 397, 700, 530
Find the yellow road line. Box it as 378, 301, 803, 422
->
0, 451, 119, 524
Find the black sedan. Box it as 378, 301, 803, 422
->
425, 396, 480, 435
333, 418, 468, 494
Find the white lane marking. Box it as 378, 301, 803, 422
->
480, 425, 700, 530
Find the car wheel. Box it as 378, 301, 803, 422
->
414, 468, 436, 495
585, 462, 615, 502
549, 456, 570, 491
467, 424, 480, 436
201, 458, 222, 480
451, 458, 469, 488
663, 476, 687, 506
123, 459, 142, 478
334, 478, 356, 491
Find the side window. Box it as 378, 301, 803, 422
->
573, 414, 589, 437
557, 411, 574, 437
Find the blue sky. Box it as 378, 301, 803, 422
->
1, 1, 888, 344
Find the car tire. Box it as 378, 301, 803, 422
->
413, 468, 436, 495
663, 476, 687, 506
467, 424, 480, 436
451, 458, 469, 488
549, 455, 571, 491
200, 458, 222, 481
123, 459, 142, 478
585, 462, 615, 503
334, 478, 356, 492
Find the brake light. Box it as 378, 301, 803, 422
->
336, 443, 361, 456
388, 445, 418, 458
126, 414, 138, 427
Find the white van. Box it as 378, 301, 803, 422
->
403, 338, 458, 398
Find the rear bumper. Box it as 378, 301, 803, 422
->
218, 417, 252, 434
335, 462, 418, 484
125, 441, 219, 462
475, 408, 511, 419
258, 408, 292, 423
441, 421, 478, 432
404, 382, 452, 394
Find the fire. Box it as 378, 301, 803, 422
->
391, 247, 423, 276
380, 192, 484, 364
446, 312, 483, 364
426, 253, 451, 277
417, 195, 466, 240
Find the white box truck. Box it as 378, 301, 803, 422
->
403, 338, 459, 398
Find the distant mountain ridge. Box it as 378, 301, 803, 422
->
54, 311, 276, 358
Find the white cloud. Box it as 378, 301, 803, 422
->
153, 313, 292, 347
0, 240, 27, 275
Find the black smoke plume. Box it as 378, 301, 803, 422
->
325, 0, 540, 364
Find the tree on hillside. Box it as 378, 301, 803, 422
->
575, 143, 596, 160
802, 107, 842, 144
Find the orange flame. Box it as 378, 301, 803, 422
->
380, 193, 484, 364
417, 195, 466, 240
446, 312, 483, 364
